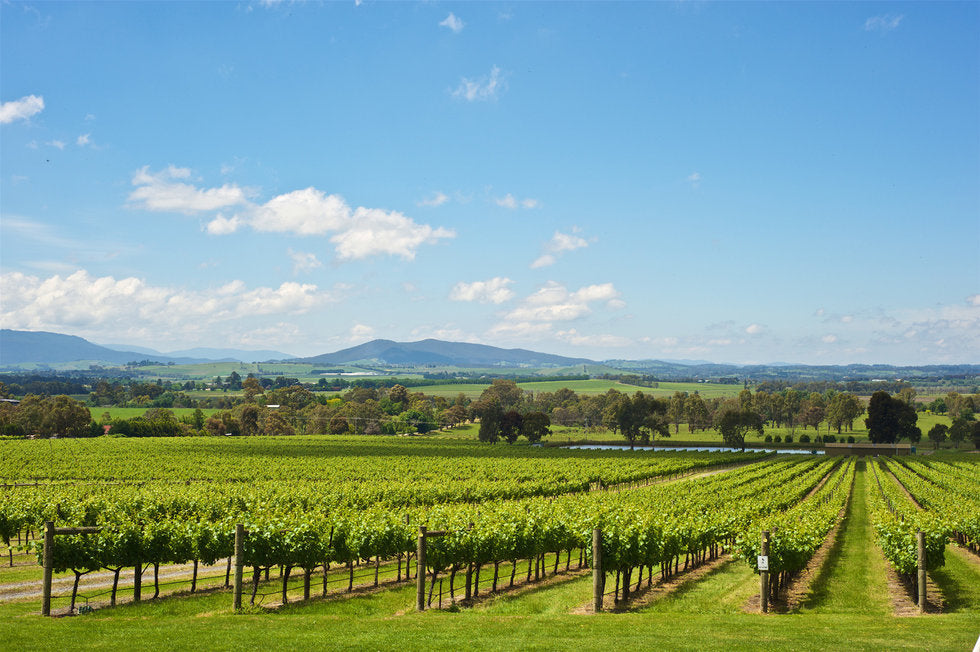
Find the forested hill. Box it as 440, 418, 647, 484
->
294, 339, 594, 368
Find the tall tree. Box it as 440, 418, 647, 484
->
715, 408, 764, 452
927, 423, 948, 449
604, 391, 669, 449
865, 391, 918, 443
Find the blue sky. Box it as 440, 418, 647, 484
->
2, 1, 978, 364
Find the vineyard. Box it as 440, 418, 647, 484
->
0, 436, 978, 650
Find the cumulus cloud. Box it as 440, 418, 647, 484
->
439, 13, 465, 33
205, 214, 243, 235
48, 140, 65, 150
288, 249, 322, 275
531, 229, 589, 268
745, 323, 764, 335
968, 294, 980, 307
865, 14, 903, 32
129, 166, 250, 214
504, 282, 620, 323
330, 207, 455, 261
687, 172, 701, 188
452, 65, 505, 102
0, 95, 44, 124
450, 277, 515, 304
252, 187, 350, 235
0, 270, 332, 338
821, 334, 838, 344
131, 166, 455, 261
495, 193, 538, 209
76, 133, 92, 147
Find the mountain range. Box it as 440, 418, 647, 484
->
1, 329, 978, 382
0, 330, 292, 366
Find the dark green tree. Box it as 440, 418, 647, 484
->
715, 408, 764, 452
520, 411, 551, 443
927, 423, 948, 449
865, 391, 918, 443
604, 391, 669, 449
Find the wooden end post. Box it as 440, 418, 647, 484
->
41, 521, 54, 617
917, 530, 926, 613
760, 531, 770, 614
416, 526, 427, 612
233, 523, 244, 611
592, 528, 603, 612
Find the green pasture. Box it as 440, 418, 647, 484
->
91, 407, 220, 421
416, 379, 742, 399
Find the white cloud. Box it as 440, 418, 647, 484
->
531, 230, 589, 268
252, 187, 350, 235
0, 270, 331, 337
348, 323, 375, 343
142, 168, 454, 261
504, 282, 620, 323
0, 95, 44, 124
865, 14, 903, 32
76, 133, 91, 147
556, 329, 632, 347
745, 323, 764, 335
687, 172, 701, 188
129, 166, 250, 214
450, 277, 515, 304
418, 191, 450, 207
968, 294, 980, 307
48, 140, 65, 150
439, 13, 465, 33
205, 214, 243, 235
288, 249, 322, 275
452, 65, 505, 102
821, 334, 838, 344
495, 193, 539, 210
330, 207, 455, 260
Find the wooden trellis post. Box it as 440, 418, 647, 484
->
41, 522, 101, 617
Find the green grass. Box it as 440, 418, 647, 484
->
91, 407, 220, 421
800, 463, 891, 615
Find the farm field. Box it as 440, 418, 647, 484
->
0, 437, 977, 650
408, 379, 742, 399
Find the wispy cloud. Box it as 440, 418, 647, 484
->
531, 229, 589, 268
864, 14, 903, 33
686, 172, 702, 188
494, 193, 538, 209
417, 191, 449, 207
0, 95, 45, 124
439, 13, 465, 34
288, 249, 322, 275
452, 65, 505, 102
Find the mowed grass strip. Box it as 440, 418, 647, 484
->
799, 462, 891, 615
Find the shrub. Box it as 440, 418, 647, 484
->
824, 434, 836, 443
764, 435, 773, 443
784, 434, 794, 443
773, 435, 782, 443
847, 435, 855, 443
799, 434, 810, 443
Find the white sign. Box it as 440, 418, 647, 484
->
757, 555, 769, 571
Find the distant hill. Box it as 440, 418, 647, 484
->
103, 345, 295, 363
295, 339, 594, 368
0, 329, 206, 366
